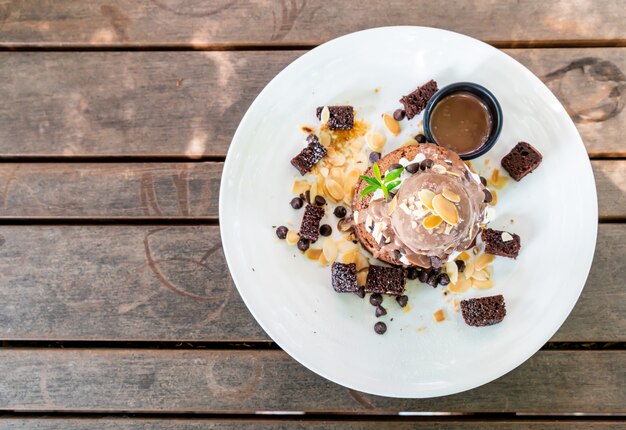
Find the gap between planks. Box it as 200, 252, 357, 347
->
0, 40, 626, 52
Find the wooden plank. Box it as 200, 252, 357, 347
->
0, 418, 622, 430
0, 163, 221, 218
0, 225, 622, 342
0, 49, 624, 158
0, 161, 621, 219
0, 1, 624, 47
0, 350, 622, 413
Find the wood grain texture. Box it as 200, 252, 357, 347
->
0, 49, 624, 157
0, 419, 622, 429
0, 163, 221, 218
0, 1, 624, 47
0, 161, 621, 219
0, 225, 622, 341
0, 350, 622, 413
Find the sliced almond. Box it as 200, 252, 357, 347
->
322, 238, 338, 263
342, 249, 358, 264
422, 214, 443, 229
345, 169, 360, 189
318, 252, 330, 266
292, 179, 311, 195
445, 170, 462, 178
433, 309, 446, 322
472, 278, 494, 289
475, 253, 495, 271
355, 252, 370, 271
387, 195, 399, 216
350, 138, 364, 152
432, 164, 447, 174
442, 188, 461, 203
329, 167, 344, 182
286, 230, 300, 245
319, 130, 331, 148
457, 251, 471, 262
357, 270, 368, 287
418, 189, 436, 211
337, 239, 358, 253
449, 277, 471, 293
320, 106, 331, 124
489, 189, 498, 206
402, 140, 418, 147
444, 260, 459, 284
305, 248, 322, 260
382, 113, 401, 136
366, 131, 386, 152
432, 194, 459, 225
472, 269, 489, 281
299, 125, 315, 134
319, 166, 329, 177
326, 179, 344, 201
464, 261, 475, 279
327, 150, 346, 167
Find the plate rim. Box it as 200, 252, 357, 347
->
219, 25, 598, 398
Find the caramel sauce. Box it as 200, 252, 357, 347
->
430, 92, 492, 155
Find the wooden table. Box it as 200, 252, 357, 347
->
0, 1, 624, 428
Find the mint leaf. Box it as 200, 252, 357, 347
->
360, 184, 379, 200
384, 167, 404, 183
372, 162, 382, 182
386, 180, 401, 191
359, 175, 381, 187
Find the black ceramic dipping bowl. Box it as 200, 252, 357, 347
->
423, 82, 503, 160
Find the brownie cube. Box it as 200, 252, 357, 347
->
291, 135, 327, 175
501, 141, 543, 181
461, 295, 507, 327
316, 105, 354, 130
399, 80, 438, 119
365, 265, 406, 296
481, 228, 521, 259
331, 262, 358, 293
299, 204, 325, 242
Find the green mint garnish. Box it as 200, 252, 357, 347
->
359, 162, 405, 202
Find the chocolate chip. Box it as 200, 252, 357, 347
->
290, 197, 304, 209
319, 224, 332, 236
275, 226, 288, 239
427, 272, 439, 288
480, 176, 487, 186
304, 190, 311, 204
483, 189, 493, 203
407, 266, 419, 280
430, 256, 442, 269
355, 287, 366, 298
314, 195, 326, 206
334, 206, 347, 218
437, 273, 450, 286
393, 109, 406, 121
369, 152, 381, 163
369, 293, 383, 306
420, 159, 434, 170
389, 163, 403, 171
418, 270, 429, 283
375, 305, 387, 317
406, 163, 420, 174
455, 260, 466, 272
415, 134, 427, 143
297, 238, 310, 251
374, 321, 387, 334
396, 295, 409, 307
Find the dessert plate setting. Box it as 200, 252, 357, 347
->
219, 27, 597, 398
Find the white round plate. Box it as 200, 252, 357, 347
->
219, 27, 597, 398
